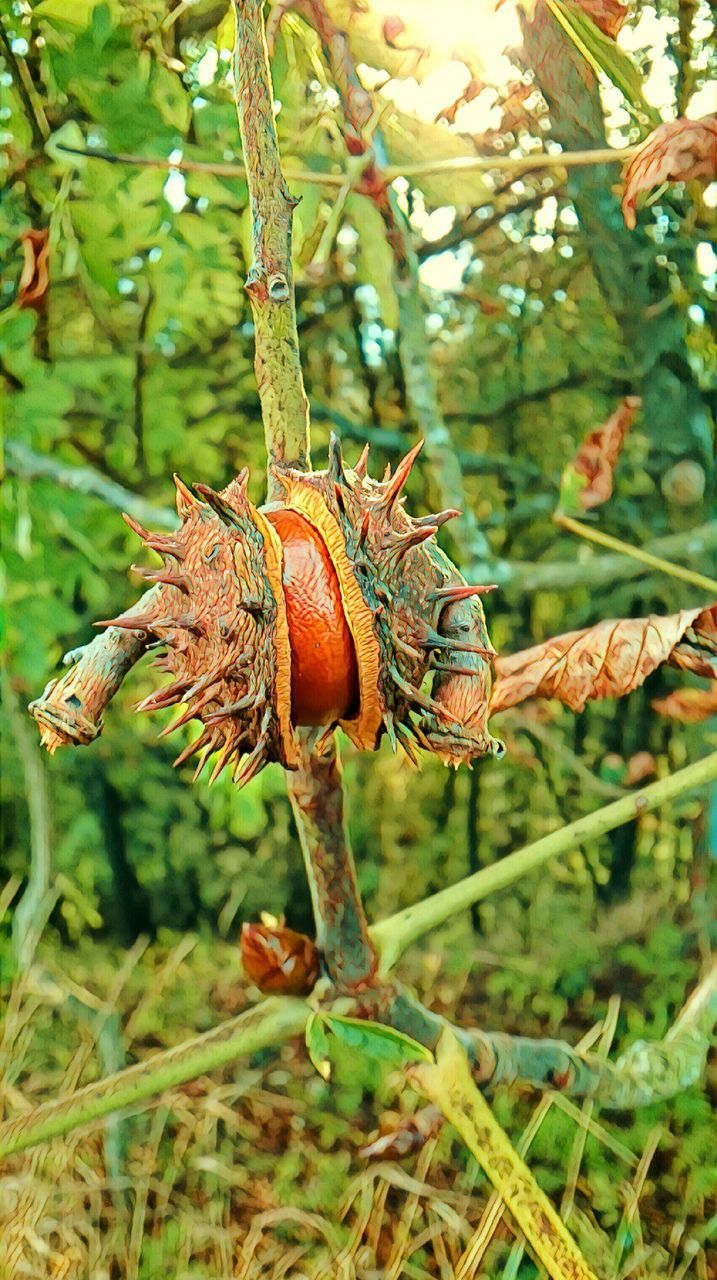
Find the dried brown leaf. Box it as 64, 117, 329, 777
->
490, 603, 717, 714
622, 115, 717, 230
575, 0, 627, 38
559, 396, 641, 514
668, 605, 717, 677
652, 683, 717, 724
240, 922, 320, 995
18, 227, 50, 311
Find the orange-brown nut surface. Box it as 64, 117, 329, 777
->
265, 507, 359, 726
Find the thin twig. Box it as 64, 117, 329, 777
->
506, 520, 717, 592
0, 997, 309, 1158
2, 938, 713, 1158
5, 440, 176, 529
55, 142, 638, 187
4, 677, 53, 971
555, 512, 717, 595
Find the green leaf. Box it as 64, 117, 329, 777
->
322, 1014, 433, 1067
305, 1011, 432, 1079
45, 121, 88, 170
305, 1011, 332, 1080
216, 4, 235, 54
33, 0, 118, 30
557, 462, 589, 517
348, 195, 400, 331
381, 109, 491, 208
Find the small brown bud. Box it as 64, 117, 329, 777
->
241, 922, 320, 995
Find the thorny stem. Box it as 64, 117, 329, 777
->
231, 0, 310, 491
17, 0, 717, 1161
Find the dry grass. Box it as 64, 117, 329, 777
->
1, 907, 715, 1280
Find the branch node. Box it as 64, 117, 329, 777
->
267, 271, 291, 301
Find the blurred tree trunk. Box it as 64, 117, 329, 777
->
521, 5, 714, 511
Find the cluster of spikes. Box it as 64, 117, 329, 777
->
97, 437, 504, 789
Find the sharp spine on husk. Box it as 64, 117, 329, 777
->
429, 583, 497, 602
131, 564, 192, 594
354, 444, 370, 479
381, 439, 423, 511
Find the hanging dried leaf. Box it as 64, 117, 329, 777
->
490, 603, 717, 715
668, 605, 717, 677
622, 115, 717, 230
18, 228, 50, 311
652, 684, 717, 724
241, 922, 320, 995
558, 396, 641, 515
575, 0, 627, 38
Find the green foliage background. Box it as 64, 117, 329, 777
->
1, 0, 716, 1274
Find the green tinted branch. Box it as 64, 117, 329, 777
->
371, 752, 717, 971
287, 737, 378, 988
231, 0, 310, 487
56, 143, 637, 185
467, 961, 717, 1107
0, 997, 308, 1159
3, 932, 713, 1158
5, 440, 175, 530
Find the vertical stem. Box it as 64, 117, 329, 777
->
231, 0, 311, 494
233, 0, 378, 985
287, 735, 377, 988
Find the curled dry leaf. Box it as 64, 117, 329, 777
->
622, 115, 717, 230
490, 603, 717, 715
18, 227, 50, 311
575, 0, 628, 38
558, 396, 641, 515
652, 683, 717, 724
359, 1104, 444, 1160
668, 605, 717, 677
241, 922, 320, 995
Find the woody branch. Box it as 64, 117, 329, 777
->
230, 0, 377, 987
231, 0, 310, 491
